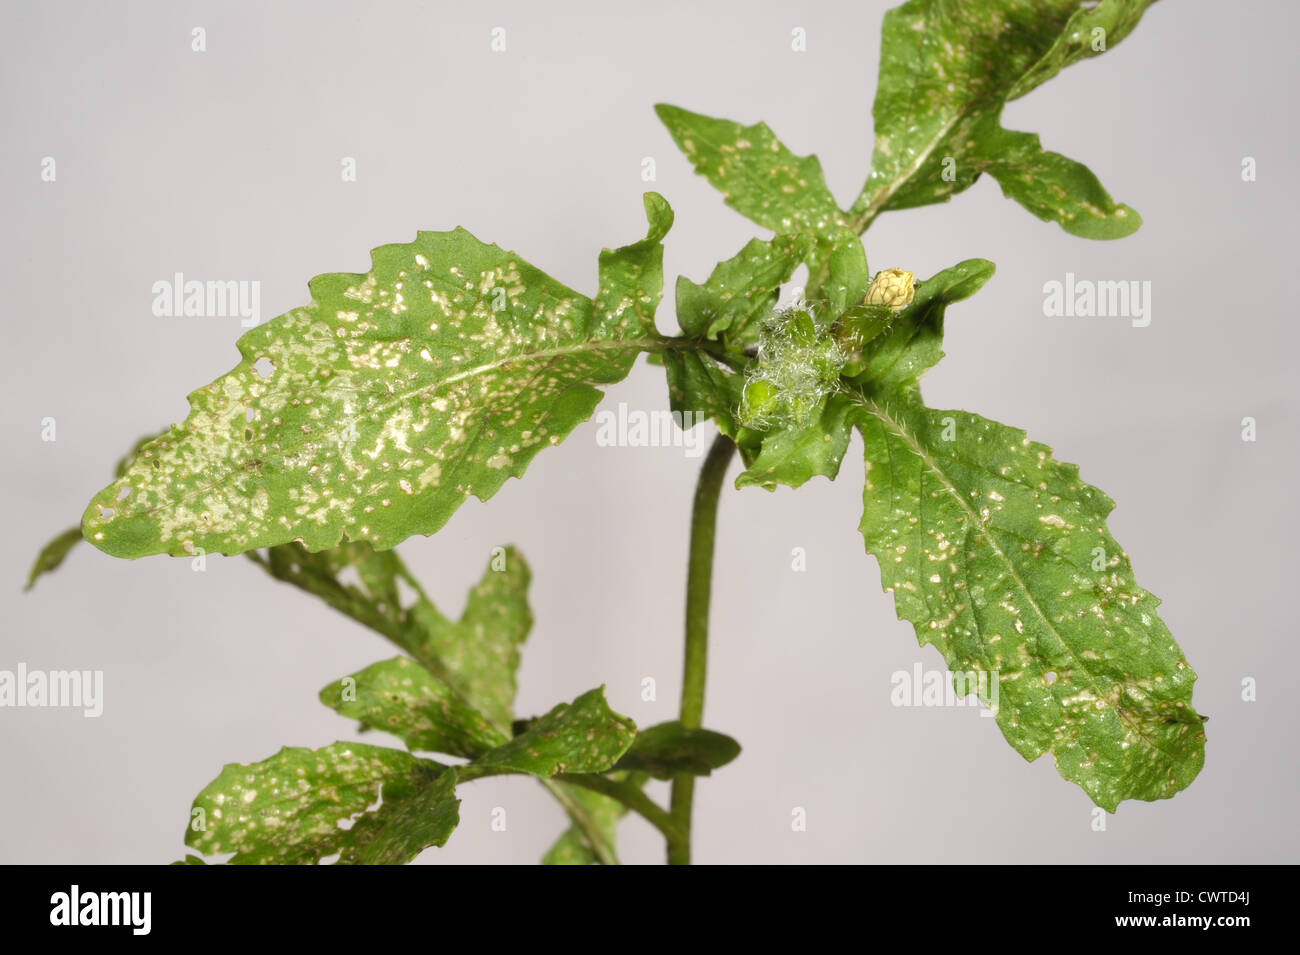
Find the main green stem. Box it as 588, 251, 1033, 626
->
667, 432, 735, 865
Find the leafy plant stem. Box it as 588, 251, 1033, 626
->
446, 766, 614, 863
557, 774, 683, 843
243, 551, 403, 645
667, 432, 735, 865
539, 779, 620, 866
243, 549, 491, 724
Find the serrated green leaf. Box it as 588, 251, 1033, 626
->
852, 393, 1204, 810
83, 222, 667, 559
319, 656, 507, 758
655, 103, 847, 233
849, 259, 996, 392
256, 539, 532, 739
261, 542, 629, 858
735, 393, 856, 491
850, 0, 1153, 237
185, 742, 459, 864
404, 546, 532, 730
612, 721, 741, 779
675, 234, 814, 343
472, 687, 636, 778
974, 121, 1142, 239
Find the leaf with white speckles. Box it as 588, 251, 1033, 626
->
252, 542, 627, 861
256, 540, 531, 741
320, 656, 508, 759
655, 104, 847, 234
972, 122, 1145, 240
612, 721, 741, 779
337, 758, 459, 865
293, 543, 535, 752
473, 687, 636, 777
850, 0, 1155, 237
185, 742, 458, 864
675, 234, 815, 345
853, 392, 1205, 810
595, 192, 673, 336
404, 546, 532, 731
83, 205, 673, 559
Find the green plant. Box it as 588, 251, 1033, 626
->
30, 0, 1203, 865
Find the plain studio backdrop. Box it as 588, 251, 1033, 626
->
1, 0, 1296, 864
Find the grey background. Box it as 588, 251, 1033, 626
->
2, 0, 1296, 864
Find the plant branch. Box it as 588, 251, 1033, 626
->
539, 779, 621, 866
657, 334, 751, 374
667, 432, 735, 865
453, 766, 671, 864
242, 549, 403, 643
557, 774, 683, 843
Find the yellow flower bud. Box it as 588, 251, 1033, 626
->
864, 268, 915, 310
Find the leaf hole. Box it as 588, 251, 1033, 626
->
97, 506, 115, 518
335, 786, 384, 834
252, 357, 275, 378
1043, 671, 1058, 686
115, 486, 132, 502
